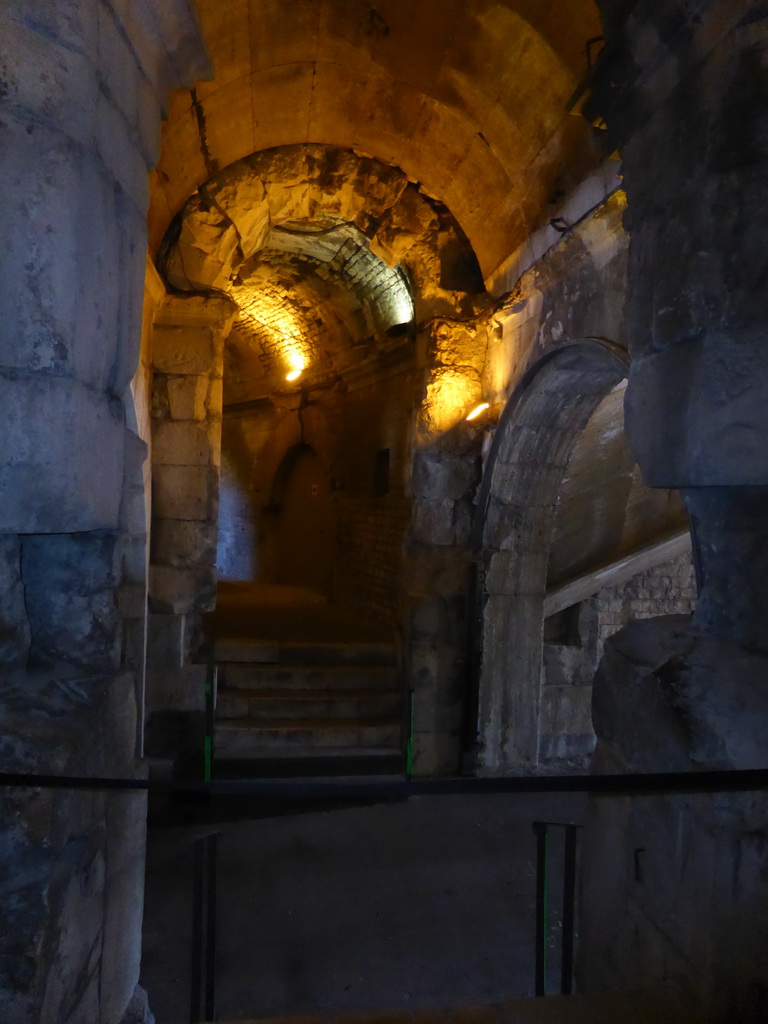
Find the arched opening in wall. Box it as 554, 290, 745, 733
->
473, 341, 628, 773
473, 340, 696, 774
149, 145, 492, 774
539, 381, 694, 763
268, 444, 336, 595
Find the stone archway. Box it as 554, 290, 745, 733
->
473, 338, 630, 773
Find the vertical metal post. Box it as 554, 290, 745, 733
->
190, 838, 205, 1023
532, 821, 548, 996
560, 824, 578, 995
190, 832, 219, 1023
205, 832, 218, 1022
406, 690, 414, 779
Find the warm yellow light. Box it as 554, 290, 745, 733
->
466, 402, 489, 421
286, 368, 302, 381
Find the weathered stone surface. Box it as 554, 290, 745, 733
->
146, 664, 207, 714
152, 465, 215, 521
119, 986, 155, 1024
152, 420, 212, 466
101, 792, 147, 1024
146, 613, 186, 670
684, 487, 768, 653
412, 452, 480, 502
410, 500, 460, 546
411, 731, 461, 777
167, 374, 208, 420
150, 518, 217, 570
152, 325, 214, 375
0, 535, 30, 668
626, 331, 768, 486
581, 615, 768, 1022
0, 376, 124, 533
404, 547, 471, 598
149, 565, 216, 615
592, 616, 768, 774
538, 682, 594, 762
22, 531, 121, 672
0, 667, 142, 1024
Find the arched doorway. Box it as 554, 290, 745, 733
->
270, 444, 336, 596
472, 339, 630, 772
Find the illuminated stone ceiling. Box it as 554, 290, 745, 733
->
149, 0, 604, 280
160, 145, 485, 404
222, 219, 415, 403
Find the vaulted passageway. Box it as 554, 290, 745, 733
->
3, 1, 768, 1021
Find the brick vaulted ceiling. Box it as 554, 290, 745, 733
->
149, 0, 604, 280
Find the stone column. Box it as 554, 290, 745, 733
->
0, 2, 208, 1021
404, 323, 486, 775
145, 294, 237, 758
579, 3, 768, 1017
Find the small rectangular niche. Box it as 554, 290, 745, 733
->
374, 448, 390, 497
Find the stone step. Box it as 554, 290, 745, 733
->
213, 638, 396, 665
215, 718, 402, 757
216, 688, 402, 721
220, 662, 399, 691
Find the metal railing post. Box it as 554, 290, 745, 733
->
190, 832, 219, 1023
532, 821, 548, 996
561, 824, 578, 995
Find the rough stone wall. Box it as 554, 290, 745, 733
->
217, 363, 416, 627
592, 551, 696, 661
540, 552, 697, 763
0, 2, 208, 1020
578, 4, 768, 1017
145, 295, 236, 756
581, 617, 768, 1022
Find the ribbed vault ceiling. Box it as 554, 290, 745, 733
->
150, 0, 604, 279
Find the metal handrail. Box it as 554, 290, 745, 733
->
3, 767, 767, 797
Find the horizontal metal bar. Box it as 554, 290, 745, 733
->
0, 768, 768, 799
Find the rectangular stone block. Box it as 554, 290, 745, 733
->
146, 664, 207, 713
22, 531, 121, 672
0, 534, 30, 668
146, 612, 185, 670
207, 374, 224, 416
100, 790, 147, 1024
153, 420, 212, 466
0, 376, 124, 532
149, 565, 216, 615
150, 518, 217, 569
152, 466, 215, 521
153, 324, 214, 375
167, 374, 207, 420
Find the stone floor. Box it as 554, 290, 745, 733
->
140, 791, 587, 1024
217, 990, 694, 1023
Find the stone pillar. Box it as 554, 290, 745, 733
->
145, 294, 237, 758
579, 4, 768, 1017
0, 2, 208, 1021
405, 323, 486, 775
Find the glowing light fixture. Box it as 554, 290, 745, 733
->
286, 368, 302, 382
466, 402, 489, 422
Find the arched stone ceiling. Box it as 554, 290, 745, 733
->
149, 0, 604, 280
221, 219, 416, 404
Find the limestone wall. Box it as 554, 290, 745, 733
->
217, 363, 416, 626
540, 551, 697, 763
0, 2, 207, 1020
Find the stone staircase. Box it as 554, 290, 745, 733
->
212, 635, 404, 774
